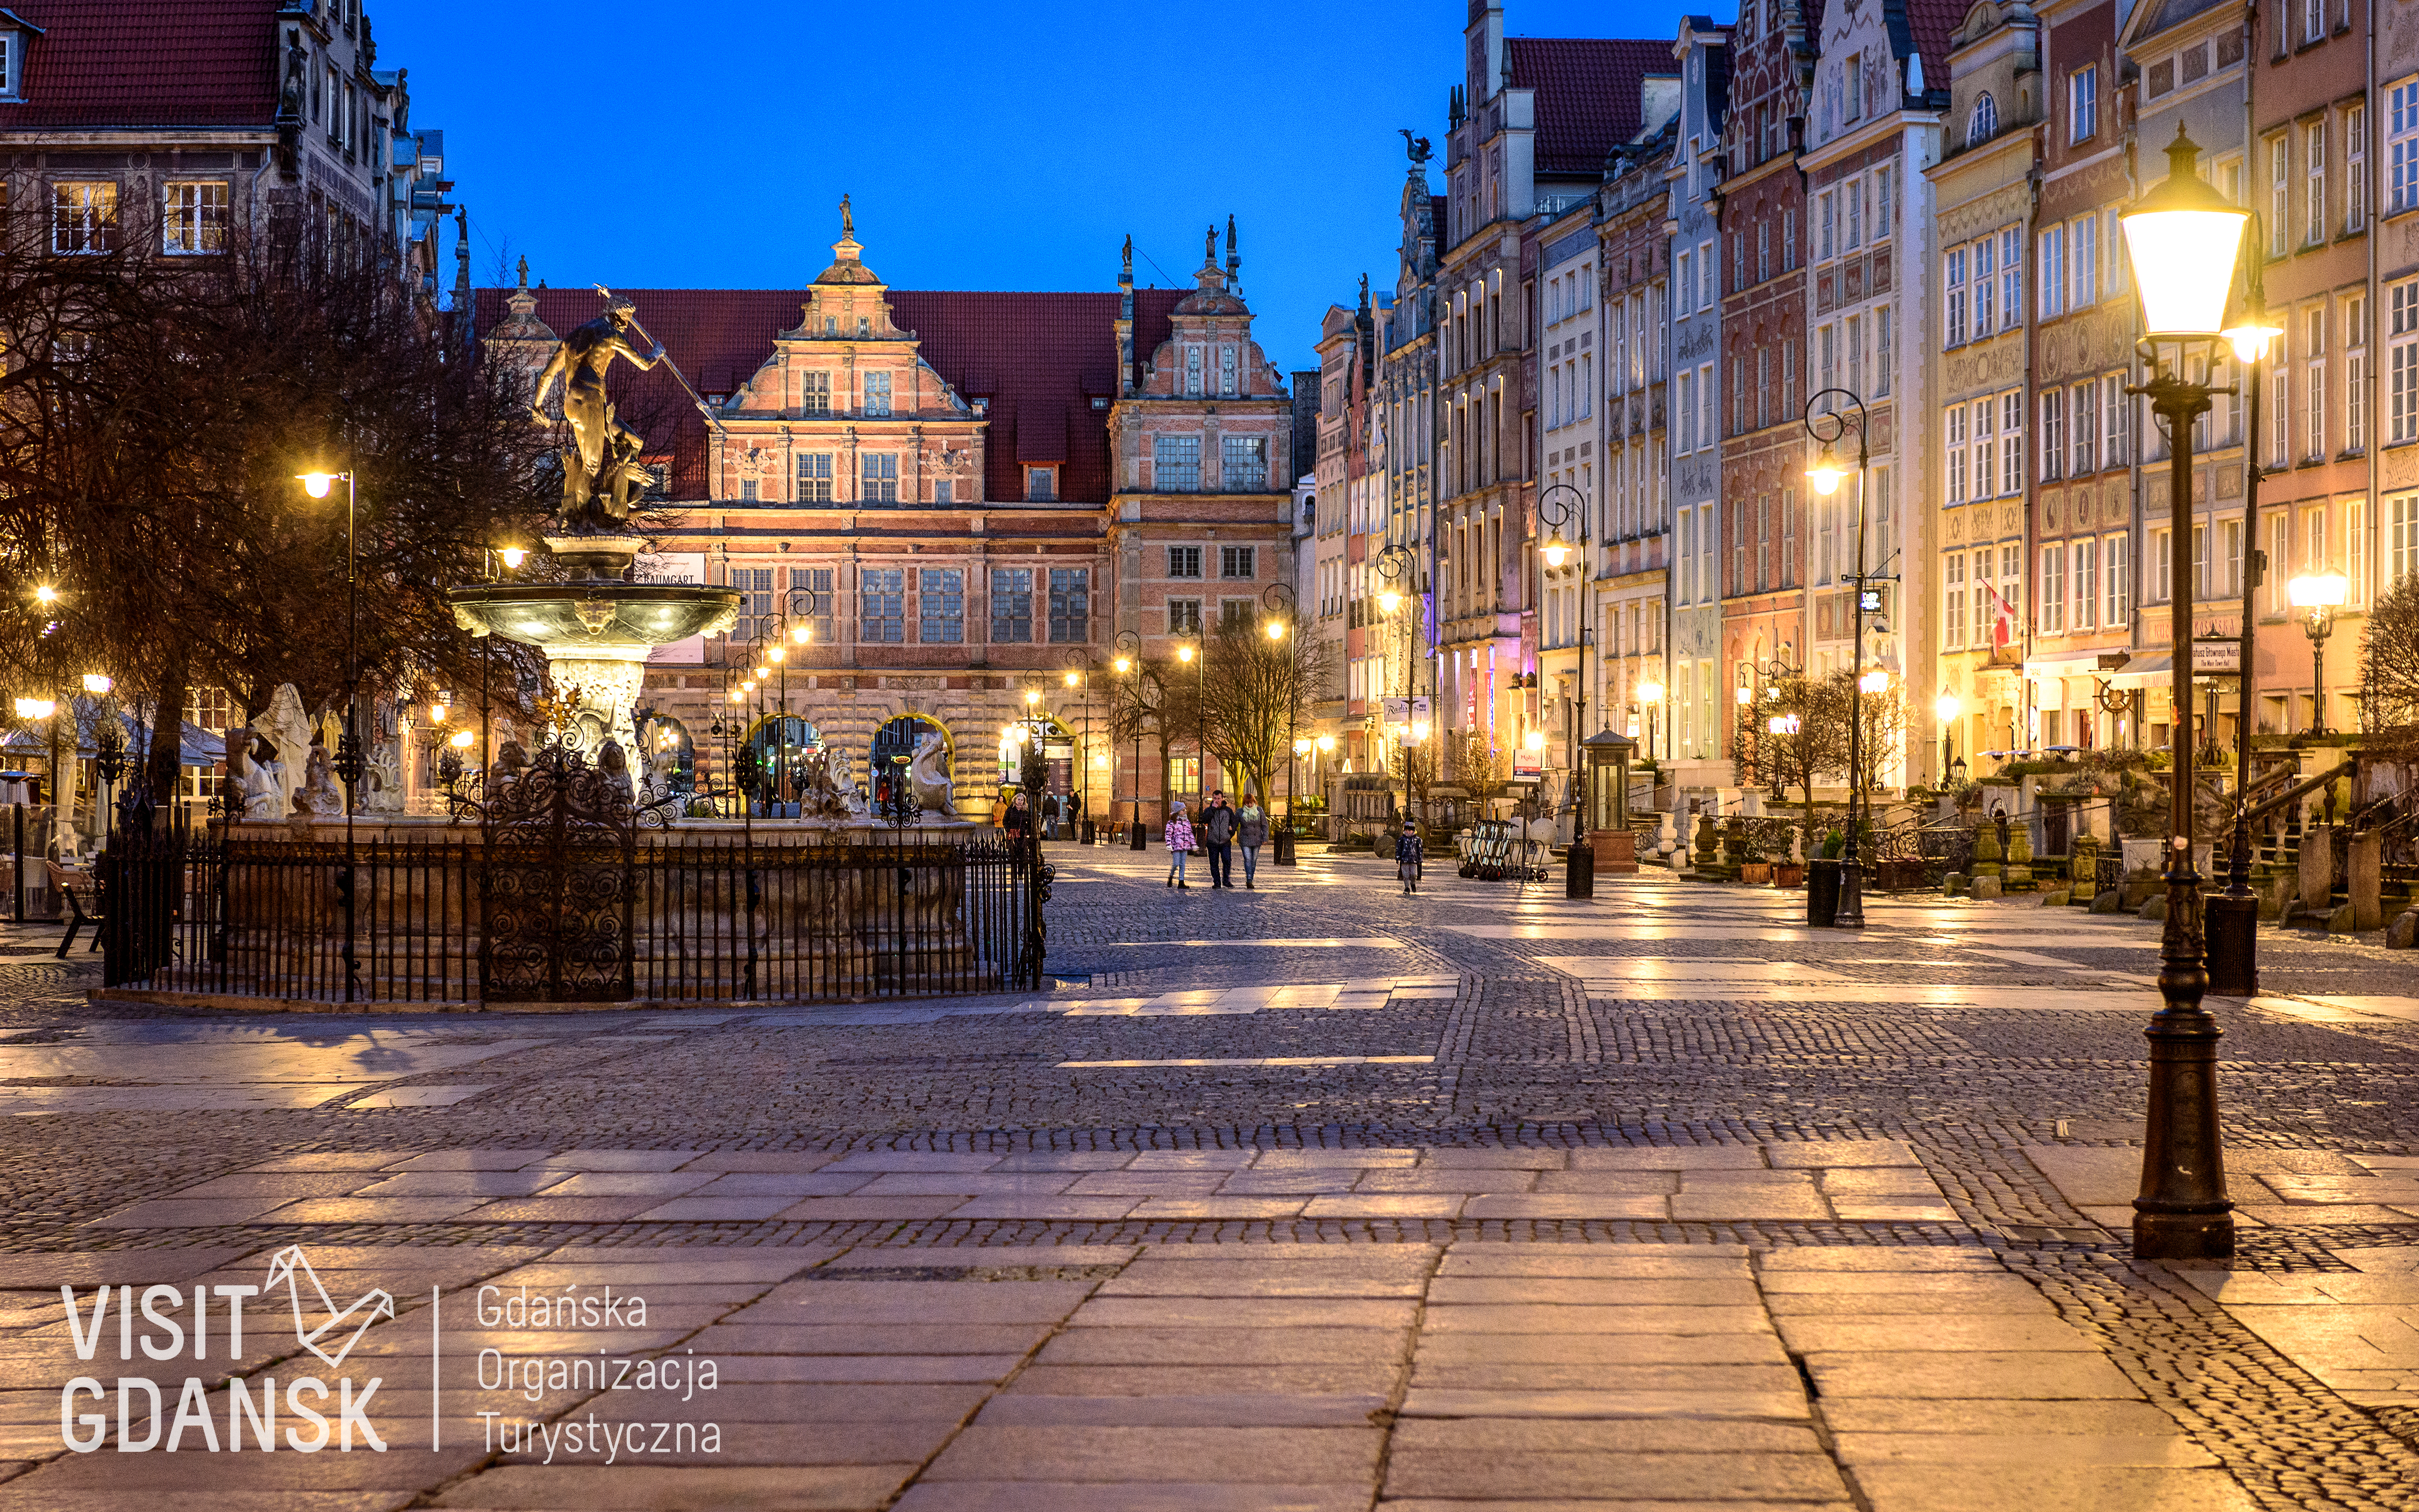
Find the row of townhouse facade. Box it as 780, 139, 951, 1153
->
1303, 0, 2419, 833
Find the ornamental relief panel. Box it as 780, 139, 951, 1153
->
2384, 214, 2419, 283
1938, 184, 2030, 249
2036, 308, 2131, 381
2384, 445, 2419, 490
1944, 336, 2023, 397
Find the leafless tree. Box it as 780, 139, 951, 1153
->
2359, 572, 2419, 734
1197, 615, 1335, 805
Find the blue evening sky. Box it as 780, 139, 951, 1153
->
378, 1, 1701, 372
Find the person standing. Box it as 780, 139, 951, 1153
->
1004, 791, 1032, 839
1396, 826, 1424, 895
1200, 790, 1237, 888
1237, 797, 1268, 889
1164, 801, 1196, 888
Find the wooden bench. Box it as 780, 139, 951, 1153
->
44, 861, 98, 958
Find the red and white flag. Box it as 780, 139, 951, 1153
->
1983, 581, 2019, 648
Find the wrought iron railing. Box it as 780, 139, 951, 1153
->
96, 826, 1031, 1006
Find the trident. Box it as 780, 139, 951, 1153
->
595, 283, 727, 435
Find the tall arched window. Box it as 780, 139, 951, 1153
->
1966, 93, 1999, 148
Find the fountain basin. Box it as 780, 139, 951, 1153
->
448, 582, 742, 650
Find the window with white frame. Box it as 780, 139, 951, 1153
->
861, 569, 905, 643
1845, 176, 1863, 249
2070, 65, 2098, 142
2391, 492, 2419, 584
162, 181, 228, 254
1874, 309, 1893, 396
2000, 392, 2026, 495
2073, 381, 2097, 475
2038, 226, 2065, 319
2271, 350, 2291, 465
2040, 543, 2066, 633
2270, 512, 2292, 613
1944, 247, 1969, 346
2072, 535, 2097, 630
2348, 498, 2368, 603
2394, 80, 2419, 214
801, 371, 831, 414
1025, 465, 1055, 502
51, 182, 116, 254
2391, 280, 2418, 443
2001, 228, 2023, 327
2040, 389, 2065, 481
1818, 191, 1835, 261
2072, 216, 2096, 306
1972, 398, 1995, 498
2306, 120, 2328, 246
1946, 406, 1969, 503
2348, 294, 2368, 452
2348, 103, 2367, 231
2271, 135, 2291, 256
2105, 374, 2130, 464
2106, 534, 2130, 624
2305, 0, 2324, 44
1967, 91, 1998, 148
1975, 236, 1998, 332
1876, 167, 1894, 239
2150, 528, 2172, 603
1946, 553, 1967, 647
863, 371, 892, 417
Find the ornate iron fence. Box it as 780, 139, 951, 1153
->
97, 826, 1030, 1006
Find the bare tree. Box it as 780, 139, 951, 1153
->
2359, 572, 2419, 733
1197, 615, 1335, 805
0, 215, 563, 800
1452, 728, 1510, 811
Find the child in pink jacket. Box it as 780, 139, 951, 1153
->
1164, 802, 1196, 888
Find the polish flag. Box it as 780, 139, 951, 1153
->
1983, 582, 2019, 648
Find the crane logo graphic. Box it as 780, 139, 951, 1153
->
263, 1245, 397, 1369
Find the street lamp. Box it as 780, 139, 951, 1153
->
1178, 635, 1205, 806
1803, 391, 1873, 929
1262, 581, 1301, 861
2210, 279, 2278, 1001
297, 466, 363, 1002
1936, 692, 1962, 784
1536, 483, 1591, 897
2120, 123, 2251, 1262
2286, 572, 2348, 737
1061, 648, 1093, 841
1637, 678, 1663, 765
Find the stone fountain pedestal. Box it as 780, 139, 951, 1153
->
447, 533, 741, 755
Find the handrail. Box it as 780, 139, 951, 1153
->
2235, 759, 2355, 828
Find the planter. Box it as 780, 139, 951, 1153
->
1773, 864, 1806, 888
1740, 862, 1773, 885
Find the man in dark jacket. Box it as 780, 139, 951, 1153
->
1201, 791, 1238, 887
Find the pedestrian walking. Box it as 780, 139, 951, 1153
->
1004, 791, 1032, 839
1200, 791, 1237, 887
1237, 797, 1268, 888
1041, 792, 1061, 840
1164, 801, 1196, 889
1395, 826, 1424, 895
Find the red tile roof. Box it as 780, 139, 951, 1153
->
1901, 0, 1962, 102
1507, 38, 1680, 176
475, 285, 1183, 505
0, 0, 281, 131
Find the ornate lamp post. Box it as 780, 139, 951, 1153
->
1536, 482, 1589, 897
2120, 124, 2250, 1260
297, 468, 364, 1001
1060, 647, 1093, 840
1262, 582, 1299, 864
2210, 282, 2279, 996
2286, 574, 2348, 738
1114, 630, 1146, 849
1177, 635, 1204, 806
1936, 692, 1962, 788
1801, 392, 1873, 929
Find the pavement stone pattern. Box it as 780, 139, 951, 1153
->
0, 842, 2407, 1508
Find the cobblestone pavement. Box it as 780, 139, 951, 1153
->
0, 844, 2412, 1509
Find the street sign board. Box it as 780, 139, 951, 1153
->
2191, 637, 2241, 675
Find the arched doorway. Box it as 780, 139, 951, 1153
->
746, 715, 822, 812
871, 714, 947, 808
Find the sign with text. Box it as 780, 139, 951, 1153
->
2191, 637, 2241, 675
640, 554, 711, 665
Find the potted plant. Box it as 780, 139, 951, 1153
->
1739, 833, 1772, 886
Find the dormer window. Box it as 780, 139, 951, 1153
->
1026, 466, 1056, 503
0, 30, 23, 101
856, 316, 871, 338
1966, 92, 1999, 148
